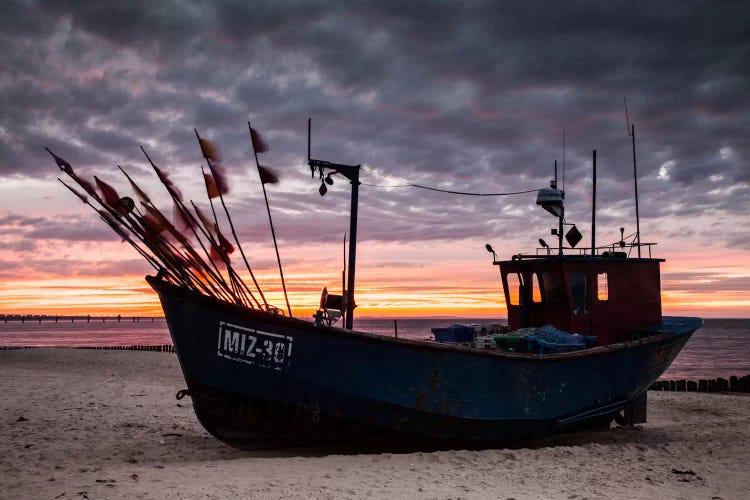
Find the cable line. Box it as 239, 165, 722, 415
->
359, 167, 538, 196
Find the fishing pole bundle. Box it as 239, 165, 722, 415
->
47, 125, 290, 315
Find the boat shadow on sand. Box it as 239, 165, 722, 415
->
127, 424, 674, 462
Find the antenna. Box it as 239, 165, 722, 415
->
562, 126, 566, 193
624, 98, 642, 257
553, 160, 558, 188
591, 149, 596, 255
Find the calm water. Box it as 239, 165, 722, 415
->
1, 317, 747, 380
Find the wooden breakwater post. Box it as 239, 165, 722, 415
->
650, 375, 750, 393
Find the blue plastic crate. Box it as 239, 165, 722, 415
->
432, 324, 476, 343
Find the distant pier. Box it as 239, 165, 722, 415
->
1, 314, 163, 323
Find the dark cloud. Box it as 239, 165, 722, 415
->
0, 213, 114, 243
0, 1, 748, 274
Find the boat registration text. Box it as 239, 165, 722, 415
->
217, 321, 293, 370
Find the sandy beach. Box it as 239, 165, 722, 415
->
1, 348, 748, 499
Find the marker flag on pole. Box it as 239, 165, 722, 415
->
198, 138, 222, 163
193, 203, 215, 234
249, 127, 269, 153
203, 173, 220, 199
216, 225, 235, 255
197, 136, 230, 196
45, 148, 74, 175
153, 165, 182, 200
95, 176, 121, 209
141, 213, 164, 234
126, 176, 152, 205
207, 162, 229, 196
257, 165, 279, 184
173, 201, 195, 234
209, 223, 235, 262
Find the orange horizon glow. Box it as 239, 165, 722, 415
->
1, 268, 749, 319
1, 229, 748, 320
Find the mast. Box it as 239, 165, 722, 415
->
631, 124, 641, 257
550, 160, 564, 255
591, 150, 596, 255
625, 99, 642, 258
308, 118, 361, 330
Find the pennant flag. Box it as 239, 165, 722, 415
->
153, 165, 182, 200
141, 203, 192, 248
257, 164, 279, 184
142, 203, 167, 225
249, 127, 269, 153
95, 176, 121, 209
173, 201, 196, 234
216, 224, 235, 255
141, 213, 164, 234
209, 223, 235, 263
204, 173, 220, 199
126, 176, 151, 204
208, 162, 230, 196
45, 148, 74, 175
209, 246, 224, 263
198, 138, 222, 163
192, 203, 215, 233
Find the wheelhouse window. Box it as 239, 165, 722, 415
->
569, 271, 588, 315
506, 273, 521, 306
532, 273, 542, 303
597, 272, 609, 301
541, 272, 566, 305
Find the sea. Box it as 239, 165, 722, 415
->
1, 317, 748, 381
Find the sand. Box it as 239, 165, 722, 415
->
1, 348, 748, 500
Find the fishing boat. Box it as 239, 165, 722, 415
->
49, 120, 701, 448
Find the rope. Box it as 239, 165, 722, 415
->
360, 167, 538, 197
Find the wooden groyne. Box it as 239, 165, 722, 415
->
649, 375, 750, 393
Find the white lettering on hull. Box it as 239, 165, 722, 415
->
216, 321, 293, 370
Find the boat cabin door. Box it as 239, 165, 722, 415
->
567, 268, 592, 337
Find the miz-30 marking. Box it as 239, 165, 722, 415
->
217, 321, 293, 370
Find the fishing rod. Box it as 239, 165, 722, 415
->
129, 204, 231, 301
624, 98, 642, 258
194, 168, 254, 305
138, 147, 253, 306
117, 164, 237, 303
56, 177, 212, 299
58, 179, 161, 273
248, 121, 292, 317
189, 199, 258, 308
193, 129, 269, 310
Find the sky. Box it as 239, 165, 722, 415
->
0, 1, 748, 319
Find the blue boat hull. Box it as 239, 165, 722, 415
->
148, 276, 700, 447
